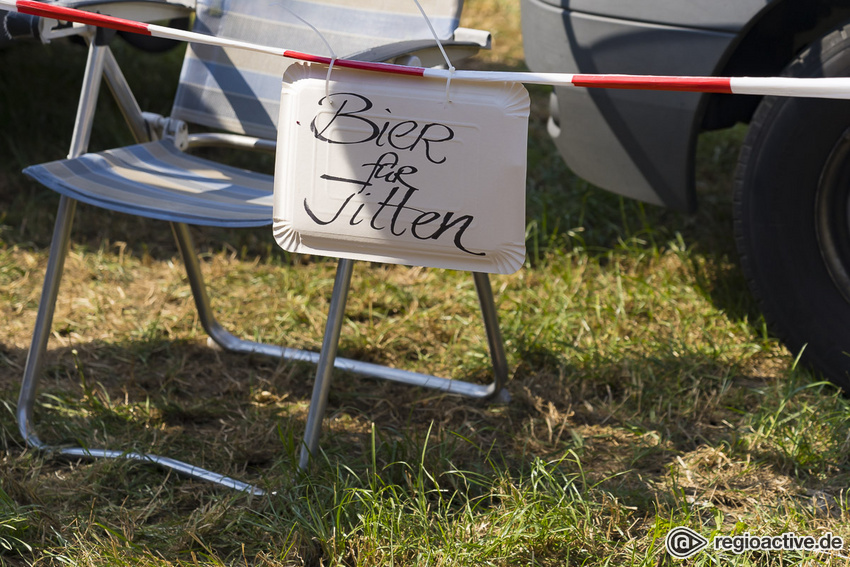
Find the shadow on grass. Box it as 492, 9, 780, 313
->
2, 326, 849, 563
0, 332, 810, 503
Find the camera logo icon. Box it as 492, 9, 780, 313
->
665, 526, 709, 559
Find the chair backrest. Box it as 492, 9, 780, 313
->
170, 0, 463, 140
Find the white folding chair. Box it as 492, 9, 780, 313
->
18, 0, 507, 494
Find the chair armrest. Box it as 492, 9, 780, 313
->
1, 9, 41, 44
186, 133, 277, 154
348, 27, 492, 68
452, 27, 492, 50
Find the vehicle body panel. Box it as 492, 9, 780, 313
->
520, 0, 778, 210
536, 0, 771, 32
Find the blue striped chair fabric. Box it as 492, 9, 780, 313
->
25, 0, 466, 227
25, 140, 274, 227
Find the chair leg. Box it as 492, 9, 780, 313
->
171, 222, 509, 399
17, 196, 77, 448
17, 201, 264, 495
174, 226, 511, 473
299, 258, 354, 469
20, 37, 107, 442
297, 265, 511, 469
473, 272, 511, 403
170, 221, 323, 363
314, 271, 509, 399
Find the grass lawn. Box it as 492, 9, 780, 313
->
2, 0, 850, 565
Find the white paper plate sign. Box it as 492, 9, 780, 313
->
273, 63, 530, 274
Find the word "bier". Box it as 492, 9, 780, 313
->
302, 93, 483, 256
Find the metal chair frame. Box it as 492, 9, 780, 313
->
18, 20, 509, 496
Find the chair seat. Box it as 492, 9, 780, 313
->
23, 140, 274, 228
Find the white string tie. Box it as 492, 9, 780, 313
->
282, 5, 338, 104
411, 0, 456, 104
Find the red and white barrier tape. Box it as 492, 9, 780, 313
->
4, 0, 850, 99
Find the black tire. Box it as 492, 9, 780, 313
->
735, 23, 850, 392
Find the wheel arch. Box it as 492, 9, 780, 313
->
700, 0, 850, 132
